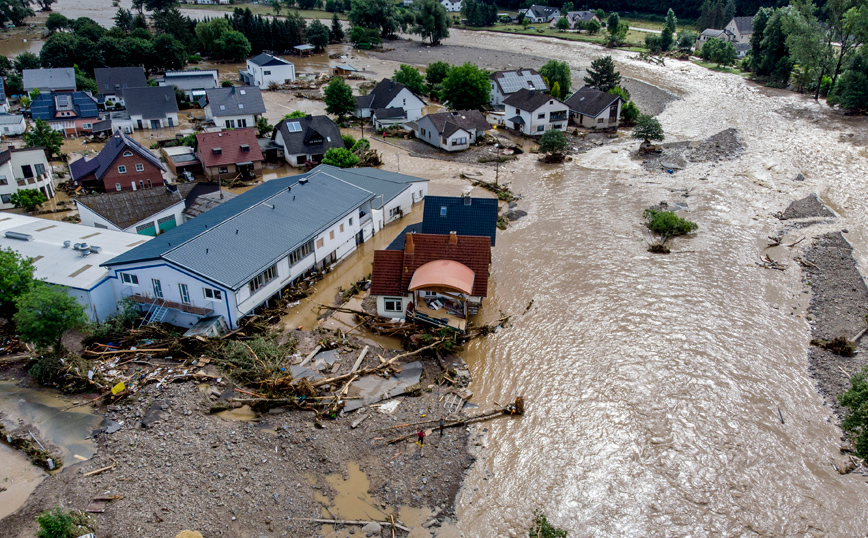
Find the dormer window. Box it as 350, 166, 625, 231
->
240, 144, 249, 152
219, 105, 226, 110
123, 151, 133, 157
238, 104, 244, 109
212, 147, 222, 155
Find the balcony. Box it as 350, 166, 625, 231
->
549, 112, 567, 122
129, 293, 214, 317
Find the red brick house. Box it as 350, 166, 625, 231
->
70, 130, 166, 192
195, 128, 264, 182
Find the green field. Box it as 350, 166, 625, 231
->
182, 4, 347, 19
457, 24, 653, 47
692, 60, 749, 76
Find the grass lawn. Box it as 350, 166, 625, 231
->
467, 24, 652, 46
182, 4, 347, 19
692, 60, 749, 76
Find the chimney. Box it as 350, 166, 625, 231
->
405, 232, 414, 254
449, 231, 458, 244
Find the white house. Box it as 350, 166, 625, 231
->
272, 115, 344, 168
489, 68, 548, 107
503, 88, 569, 135
101, 167, 381, 330
564, 88, 622, 130
240, 53, 295, 89
0, 146, 55, 209
354, 79, 425, 124
414, 110, 491, 152
123, 86, 180, 130
94, 67, 147, 110
441, 0, 461, 12
201, 86, 266, 129
0, 113, 26, 136
725, 16, 753, 44
0, 214, 152, 323
160, 69, 219, 101
522, 5, 559, 23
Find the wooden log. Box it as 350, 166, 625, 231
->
312, 340, 443, 389
300, 345, 322, 367
350, 346, 369, 373
83, 458, 117, 477
387, 407, 509, 444
294, 518, 410, 532
84, 348, 170, 356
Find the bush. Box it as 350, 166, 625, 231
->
36, 507, 93, 538
643, 209, 698, 236
632, 114, 664, 143
84, 297, 140, 347
321, 147, 359, 168
342, 133, 356, 149
221, 80, 233, 87
644, 33, 662, 52
840, 366, 868, 458
29, 354, 64, 385
537, 129, 568, 154
528, 511, 567, 538
620, 100, 640, 123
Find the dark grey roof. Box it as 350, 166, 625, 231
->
183, 188, 237, 219
732, 16, 753, 33
273, 115, 344, 156
103, 168, 376, 290
503, 88, 564, 112
526, 4, 558, 18
421, 110, 491, 137
94, 67, 147, 98
205, 86, 265, 117
77, 183, 197, 229
507, 115, 525, 125
163, 73, 219, 92
421, 195, 498, 246
567, 11, 597, 22
316, 164, 428, 210
564, 88, 621, 117
373, 107, 406, 120
700, 28, 726, 37
123, 86, 179, 119
249, 53, 292, 67
490, 69, 548, 95
23, 68, 75, 92
70, 129, 166, 182
356, 79, 424, 110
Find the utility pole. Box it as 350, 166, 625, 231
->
494, 143, 500, 186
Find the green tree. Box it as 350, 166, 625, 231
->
73, 17, 105, 42
113, 7, 132, 33
751, 7, 793, 87
839, 365, 868, 458
25, 119, 63, 159
608, 86, 639, 123
677, 30, 698, 51
36, 507, 80, 538
412, 0, 450, 45
307, 19, 330, 51
46, 12, 68, 33
14, 282, 88, 353
322, 147, 360, 167
195, 18, 231, 56
257, 116, 273, 137
425, 60, 450, 85
632, 114, 664, 144
144, 0, 179, 14
0, 55, 11, 77
606, 12, 626, 46
527, 511, 567, 538
539, 59, 571, 97
330, 12, 345, 43
660, 25, 673, 51
215, 31, 251, 62
594, 8, 605, 20
342, 133, 356, 148
152, 33, 188, 72
828, 45, 868, 110
583, 55, 620, 92
0, 247, 34, 320
39, 32, 77, 69
825, 0, 868, 93
0, 0, 34, 27
664, 8, 677, 32
284, 110, 307, 119
585, 18, 600, 34
556, 16, 569, 31
14, 51, 40, 72
645, 33, 662, 52
700, 37, 736, 66
549, 80, 561, 99
323, 76, 356, 119
440, 62, 490, 110
643, 209, 698, 252
393, 64, 426, 95
349, 25, 382, 46
562, 2, 573, 12
10, 189, 48, 212
349, 0, 402, 38
271, 0, 281, 15
537, 129, 567, 154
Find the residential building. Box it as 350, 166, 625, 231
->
0, 81, 10, 113
317, 164, 428, 233
503, 88, 568, 135
735, 42, 751, 59
725, 16, 753, 44
0, 113, 26, 136
522, 5, 559, 23
389, 194, 498, 250
30, 91, 99, 136
0, 213, 152, 323
76, 183, 224, 235
564, 88, 622, 129
0, 147, 55, 209
159, 69, 219, 101
101, 167, 379, 330
195, 128, 264, 182
414, 110, 491, 152
697, 28, 730, 46
272, 115, 343, 167
23, 68, 76, 93
330, 64, 359, 78
489, 68, 548, 107
70, 129, 167, 192
371, 107, 409, 130
551, 10, 599, 29
161, 145, 201, 177
441, 0, 461, 12
94, 67, 147, 110
370, 232, 491, 331
354, 79, 425, 124
123, 86, 179, 130
239, 53, 295, 89
201, 86, 266, 129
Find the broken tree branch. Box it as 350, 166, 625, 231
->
294, 518, 410, 532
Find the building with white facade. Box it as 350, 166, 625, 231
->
441, 0, 461, 12
414, 110, 491, 152
0, 147, 55, 209
123, 86, 180, 131
354, 79, 425, 125
160, 70, 220, 101
0, 113, 26, 136
239, 53, 296, 89
489, 68, 548, 107
201, 86, 266, 129
503, 88, 569, 136
522, 4, 559, 23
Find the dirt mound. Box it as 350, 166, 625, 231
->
780, 193, 835, 220
684, 128, 744, 163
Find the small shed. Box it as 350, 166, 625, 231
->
331, 64, 359, 77
293, 44, 315, 56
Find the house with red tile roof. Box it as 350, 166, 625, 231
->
195, 128, 264, 182
370, 232, 491, 331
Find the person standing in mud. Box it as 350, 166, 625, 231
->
417, 429, 425, 446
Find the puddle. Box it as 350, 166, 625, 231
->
0, 442, 46, 520
216, 404, 257, 422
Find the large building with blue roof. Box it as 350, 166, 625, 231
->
30, 90, 99, 137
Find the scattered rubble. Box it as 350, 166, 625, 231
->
779, 193, 836, 220
640, 128, 744, 171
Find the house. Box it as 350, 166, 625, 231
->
161, 145, 201, 177
370, 232, 491, 331
489, 68, 548, 107
159, 69, 219, 101
330, 64, 359, 78
239, 53, 295, 89
441, 0, 461, 12
0, 80, 10, 112
354, 79, 426, 125
201, 86, 265, 129
551, 10, 599, 29
76, 182, 217, 235
415, 110, 491, 152
421, 195, 497, 245
0, 113, 26, 136
0, 147, 55, 209
272, 115, 343, 167
23, 68, 76, 93
564, 88, 622, 129
195, 128, 264, 182
317, 164, 428, 233
697, 28, 730, 46
70, 129, 167, 192
372, 107, 410, 130
725, 16, 753, 44
123, 86, 179, 130
30, 91, 99, 136
94, 67, 147, 110
522, 5, 559, 23
735, 42, 751, 59
101, 167, 380, 330
0, 213, 153, 323
503, 88, 568, 135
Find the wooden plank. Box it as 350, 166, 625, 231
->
351, 413, 370, 429
350, 346, 369, 373
299, 345, 322, 367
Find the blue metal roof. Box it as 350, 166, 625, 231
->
103, 168, 376, 289
421, 196, 498, 246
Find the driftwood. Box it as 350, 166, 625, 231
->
312, 340, 444, 389
82, 458, 117, 477
295, 518, 410, 532
386, 398, 524, 444
83, 348, 170, 356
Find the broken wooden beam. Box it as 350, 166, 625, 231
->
295, 518, 410, 532
300, 345, 322, 367
350, 346, 369, 373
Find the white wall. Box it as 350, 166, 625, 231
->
247, 60, 296, 89
0, 149, 54, 209
77, 200, 186, 235
206, 108, 256, 129
0, 118, 26, 136
505, 98, 568, 135
130, 113, 179, 130
376, 294, 410, 318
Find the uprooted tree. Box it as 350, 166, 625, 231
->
643, 208, 698, 253
537, 129, 569, 163
632, 114, 665, 146
840, 365, 868, 459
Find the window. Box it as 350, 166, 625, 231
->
536, 125, 545, 132
316, 238, 324, 249
264, 69, 272, 75
238, 118, 247, 127
115, 183, 122, 191
83, 123, 92, 129
389, 207, 401, 218
384, 297, 403, 312
120, 272, 139, 285
421, 128, 426, 136
248, 264, 278, 294
440, 206, 447, 216
340, 223, 344, 233
349, 217, 353, 226
1, 194, 10, 204
118, 165, 127, 173
123, 151, 133, 157
179, 283, 191, 304
21, 165, 33, 178
94, 222, 108, 229
135, 222, 154, 233
329, 230, 335, 240
538, 113, 545, 119
451, 137, 467, 145
597, 118, 605, 123
135, 163, 144, 172
138, 180, 144, 190
152, 279, 163, 299
417, 189, 424, 199
35, 164, 45, 176
218, 167, 229, 174
147, 179, 152, 188
0, 176, 6, 186
288, 240, 314, 266
203, 288, 222, 300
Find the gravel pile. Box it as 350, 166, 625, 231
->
641, 128, 744, 171
780, 193, 836, 220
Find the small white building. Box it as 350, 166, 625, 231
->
522, 4, 559, 23
0, 146, 55, 209
240, 53, 295, 89
123, 86, 180, 130
414, 110, 491, 152
441, 0, 461, 12
354, 79, 425, 124
160, 70, 220, 102
489, 68, 548, 107
564, 88, 622, 130
0, 113, 27, 136
503, 88, 569, 136
0, 213, 152, 323
202, 86, 266, 130
272, 115, 345, 167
